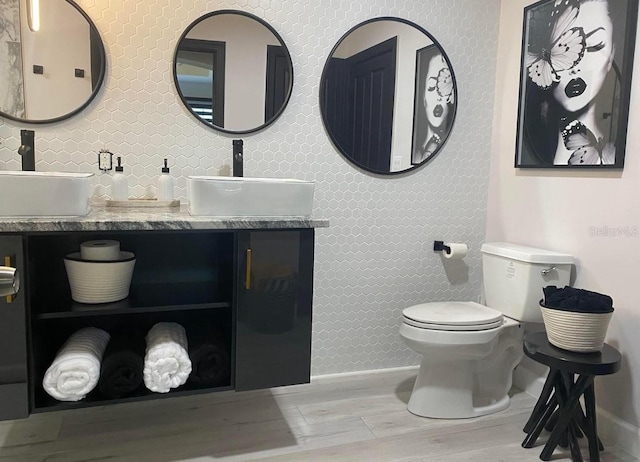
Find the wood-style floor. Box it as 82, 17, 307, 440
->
0, 368, 637, 461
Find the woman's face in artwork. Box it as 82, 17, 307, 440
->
423, 54, 453, 129
552, 1, 615, 113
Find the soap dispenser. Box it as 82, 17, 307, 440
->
111, 157, 128, 201
157, 158, 174, 201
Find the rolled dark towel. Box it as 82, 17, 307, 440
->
188, 326, 230, 387
543, 286, 614, 313
98, 328, 145, 399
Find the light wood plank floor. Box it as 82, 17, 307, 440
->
0, 368, 637, 461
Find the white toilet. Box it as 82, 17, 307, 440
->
400, 242, 574, 419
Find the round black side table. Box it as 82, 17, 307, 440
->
521, 332, 621, 462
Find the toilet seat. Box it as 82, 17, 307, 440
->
402, 301, 504, 331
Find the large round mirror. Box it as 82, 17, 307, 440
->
0, 0, 106, 123
320, 18, 457, 174
173, 10, 294, 134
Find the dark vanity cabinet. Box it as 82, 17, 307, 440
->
0, 228, 315, 420
0, 235, 29, 421
235, 230, 314, 391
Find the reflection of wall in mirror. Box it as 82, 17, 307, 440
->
187, 14, 281, 131
19, 0, 92, 120
334, 21, 432, 172
0, 0, 25, 118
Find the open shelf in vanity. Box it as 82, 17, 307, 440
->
31, 309, 234, 412
26, 230, 236, 413
0, 219, 320, 420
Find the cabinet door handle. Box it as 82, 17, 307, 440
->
245, 248, 252, 290
1, 255, 20, 302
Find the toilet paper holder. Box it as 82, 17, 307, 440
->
433, 241, 451, 254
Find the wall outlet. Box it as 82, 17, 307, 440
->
98, 149, 113, 171
392, 156, 403, 170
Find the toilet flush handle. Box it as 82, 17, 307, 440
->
541, 266, 556, 276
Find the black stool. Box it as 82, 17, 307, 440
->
521, 332, 621, 462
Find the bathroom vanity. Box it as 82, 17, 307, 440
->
0, 207, 328, 421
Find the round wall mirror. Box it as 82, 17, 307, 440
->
0, 0, 106, 124
173, 10, 294, 135
320, 18, 457, 174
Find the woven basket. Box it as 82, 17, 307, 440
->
64, 251, 136, 304
540, 302, 612, 353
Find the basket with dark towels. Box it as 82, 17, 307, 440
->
542, 286, 614, 313
188, 326, 230, 387
99, 328, 145, 399
541, 286, 614, 352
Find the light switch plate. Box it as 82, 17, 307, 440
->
392, 156, 403, 170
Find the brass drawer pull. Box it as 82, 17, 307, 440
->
245, 248, 252, 290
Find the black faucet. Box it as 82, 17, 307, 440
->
18, 130, 35, 171
233, 139, 243, 177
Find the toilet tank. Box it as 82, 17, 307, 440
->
481, 242, 574, 323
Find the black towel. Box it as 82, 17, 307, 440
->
543, 286, 614, 314
188, 326, 230, 387
98, 328, 145, 399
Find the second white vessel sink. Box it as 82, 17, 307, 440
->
0, 171, 93, 217
188, 176, 315, 217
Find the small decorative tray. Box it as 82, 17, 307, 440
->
105, 199, 180, 208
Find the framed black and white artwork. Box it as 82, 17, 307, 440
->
515, 0, 638, 168
411, 44, 455, 165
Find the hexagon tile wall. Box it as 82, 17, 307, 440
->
0, 0, 501, 375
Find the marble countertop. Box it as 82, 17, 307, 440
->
0, 204, 330, 233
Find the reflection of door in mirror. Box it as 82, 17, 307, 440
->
265, 45, 291, 121
0, 0, 102, 121
323, 37, 396, 173
175, 39, 225, 127
184, 13, 284, 132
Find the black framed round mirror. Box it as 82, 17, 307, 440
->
173, 10, 294, 135
320, 18, 458, 174
0, 0, 106, 124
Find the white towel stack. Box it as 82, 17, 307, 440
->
143, 322, 192, 393
43, 327, 110, 402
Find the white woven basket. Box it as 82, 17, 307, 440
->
64, 251, 136, 304
540, 304, 612, 353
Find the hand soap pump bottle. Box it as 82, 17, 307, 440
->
157, 158, 174, 201
111, 156, 128, 201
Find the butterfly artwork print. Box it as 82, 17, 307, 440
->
515, 0, 635, 168
562, 120, 615, 165
526, 0, 587, 89
436, 67, 454, 104
411, 45, 456, 166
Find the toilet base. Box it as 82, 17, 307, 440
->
407, 357, 512, 419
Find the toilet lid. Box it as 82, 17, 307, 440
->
402, 301, 504, 331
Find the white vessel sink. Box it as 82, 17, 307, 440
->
0, 171, 93, 217
188, 176, 314, 217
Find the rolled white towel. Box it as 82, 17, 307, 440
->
143, 322, 192, 393
43, 327, 110, 402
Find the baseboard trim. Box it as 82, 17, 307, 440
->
597, 407, 640, 458
311, 365, 419, 381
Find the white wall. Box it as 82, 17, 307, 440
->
0, 0, 500, 376
187, 13, 281, 131
487, 0, 640, 433
20, 0, 92, 120
334, 21, 432, 172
